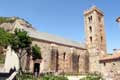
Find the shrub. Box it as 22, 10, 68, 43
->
80, 73, 104, 80
40, 75, 68, 80
0, 17, 16, 24
16, 73, 37, 80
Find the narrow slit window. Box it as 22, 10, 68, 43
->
98, 17, 101, 22
101, 36, 103, 42
88, 17, 90, 22
63, 52, 66, 60
90, 16, 92, 21
90, 36, 92, 43
104, 62, 106, 66
89, 26, 92, 32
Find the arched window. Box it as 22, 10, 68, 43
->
51, 47, 59, 72
72, 54, 79, 73
90, 36, 92, 43
88, 16, 92, 23
63, 52, 66, 60
89, 26, 92, 32
98, 17, 101, 22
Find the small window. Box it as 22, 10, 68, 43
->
98, 17, 101, 22
88, 16, 92, 23
101, 36, 103, 42
89, 26, 92, 32
78, 55, 80, 61
88, 17, 90, 22
90, 16, 92, 20
104, 62, 106, 66
90, 36, 92, 43
63, 52, 66, 60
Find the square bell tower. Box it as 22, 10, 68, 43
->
84, 6, 107, 72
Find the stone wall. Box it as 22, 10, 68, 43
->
24, 38, 88, 74
100, 60, 120, 79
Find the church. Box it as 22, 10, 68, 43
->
1, 6, 120, 77
26, 6, 106, 74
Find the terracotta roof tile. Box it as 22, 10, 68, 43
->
100, 51, 120, 61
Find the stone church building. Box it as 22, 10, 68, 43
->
1, 6, 120, 76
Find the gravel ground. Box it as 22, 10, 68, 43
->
67, 76, 86, 80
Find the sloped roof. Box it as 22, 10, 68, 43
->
100, 51, 120, 62
24, 28, 86, 49
0, 17, 86, 49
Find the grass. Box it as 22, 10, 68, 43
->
16, 73, 68, 80
80, 73, 104, 80
16, 73, 38, 80
40, 74, 68, 80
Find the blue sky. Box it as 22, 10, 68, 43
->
0, 0, 120, 53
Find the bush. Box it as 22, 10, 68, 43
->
16, 73, 38, 80
80, 73, 104, 80
0, 17, 16, 24
16, 73, 68, 80
40, 75, 68, 80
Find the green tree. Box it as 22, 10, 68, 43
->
0, 28, 42, 76
0, 28, 12, 64
32, 44, 42, 60
0, 28, 12, 53
10, 29, 32, 75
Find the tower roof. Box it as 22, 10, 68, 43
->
84, 6, 104, 16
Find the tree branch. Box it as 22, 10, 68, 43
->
20, 50, 27, 58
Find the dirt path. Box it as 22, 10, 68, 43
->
67, 76, 86, 80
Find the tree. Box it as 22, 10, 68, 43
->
32, 44, 42, 60
0, 28, 12, 53
0, 27, 42, 75
0, 28, 12, 64
10, 29, 32, 75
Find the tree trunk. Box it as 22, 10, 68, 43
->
19, 57, 22, 75
18, 49, 26, 75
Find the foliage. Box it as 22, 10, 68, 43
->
0, 17, 16, 24
0, 28, 12, 48
11, 29, 32, 51
32, 44, 42, 60
80, 73, 104, 80
0, 28, 12, 64
16, 74, 68, 80
16, 73, 38, 80
40, 75, 68, 80
10, 29, 32, 74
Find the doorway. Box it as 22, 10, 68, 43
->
34, 63, 40, 76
